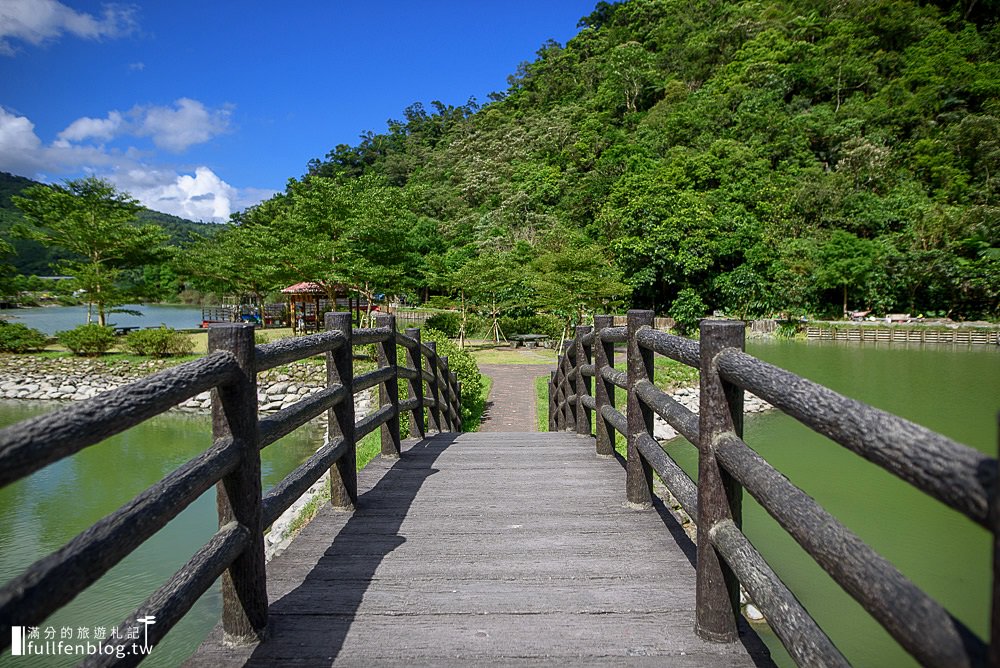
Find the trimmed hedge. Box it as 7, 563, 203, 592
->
123, 326, 195, 358
0, 321, 48, 353
57, 324, 117, 356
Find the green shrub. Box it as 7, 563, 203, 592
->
669, 289, 708, 336
57, 324, 117, 356
423, 312, 461, 337
0, 321, 49, 353
420, 328, 485, 430
123, 327, 195, 358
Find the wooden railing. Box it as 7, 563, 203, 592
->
548, 310, 998, 668
0, 312, 461, 663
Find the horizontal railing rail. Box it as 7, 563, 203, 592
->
549, 310, 998, 668
0, 312, 461, 663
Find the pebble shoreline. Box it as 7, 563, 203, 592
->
653, 386, 773, 441
0, 355, 375, 415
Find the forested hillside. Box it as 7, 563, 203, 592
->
149, 1, 1000, 321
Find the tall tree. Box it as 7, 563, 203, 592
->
13, 177, 168, 326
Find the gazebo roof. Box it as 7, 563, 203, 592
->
281, 281, 327, 295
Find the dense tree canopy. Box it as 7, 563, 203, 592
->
38, 0, 998, 326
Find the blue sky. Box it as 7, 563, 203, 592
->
0, 1, 597, 221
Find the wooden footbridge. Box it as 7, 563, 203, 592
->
0, 311, 997, 667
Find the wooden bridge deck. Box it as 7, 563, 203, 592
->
188, 432, 769, 666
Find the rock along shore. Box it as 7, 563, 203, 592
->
653, 386, 773, 441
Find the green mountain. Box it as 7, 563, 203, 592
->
282, 0, 996, 320
0, 171, 220, 275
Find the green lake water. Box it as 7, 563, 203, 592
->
0, 402, 323, 667
665, 339, 1000, 667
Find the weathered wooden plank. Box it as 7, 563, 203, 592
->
326, 312, 357, 509
189, 432, 766, 666
192, 612, 761, 666
636, 379, 700, 444
354, 365, 394, 393
261, 437, 349, 528
627, 310, 655, 507
352, 326, 393, 345
593, 314, 616, 456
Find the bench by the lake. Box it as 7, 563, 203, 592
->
509, 333, 549, 348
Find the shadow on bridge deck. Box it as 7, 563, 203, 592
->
188, 432, 771, 667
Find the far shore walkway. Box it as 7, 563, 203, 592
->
476, 364, 552, 432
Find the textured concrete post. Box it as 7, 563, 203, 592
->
575, 325, 593, 437
210, 324, 267, 644
626, 310, 654, 508
405, 328, 425, 439
425, 341, 442, 434
695, 319, 745, 642
326, 312, 356, 509
548, 371, 557, 432
593, 315, 615, 456
441, 356, 453, 432
375, 314, 401, 458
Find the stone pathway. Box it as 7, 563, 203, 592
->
477, 364, 552, 432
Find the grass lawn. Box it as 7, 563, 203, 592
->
465, 339, 555, 365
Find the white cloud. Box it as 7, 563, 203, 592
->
114, 166, 237, 222
57, 111, 123, 143
0, 106, 267, 222
133, 98, 231, 152
0, 0, 137, 55
0, 106, 119, 174
0, 107, 42, 155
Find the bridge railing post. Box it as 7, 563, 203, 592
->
425, 341, 442, 434
405, 327, 426, 439
566, 338, 579, 432
552, 352, 563, 431
375, 314, 401, 457
575, 325, 593, 437
626, 310, 655, 507
209, 323, 267, 645
549, 371, 558, 431
441, 356, 453, 432
991, 415, 1000, 666
326, 312, 356, 509
593, 315, 615, 456
560, 341, 574, 430
695, 319, 745, 642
